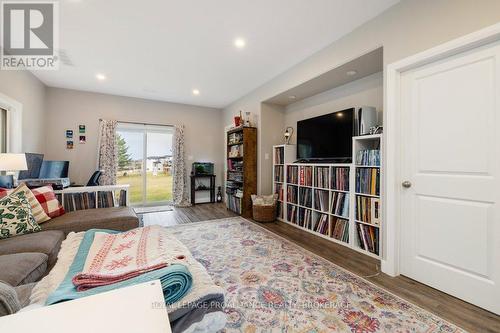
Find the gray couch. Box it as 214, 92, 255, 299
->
0, 206, 139, 316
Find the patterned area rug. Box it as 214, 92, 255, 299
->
168, 217, 465, 332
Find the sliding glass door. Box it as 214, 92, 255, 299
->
116, 122, 173, 206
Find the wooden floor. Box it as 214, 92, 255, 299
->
141, 203, 500, 333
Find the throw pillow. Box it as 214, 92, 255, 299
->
0, 188, 13, 199
31, 186, 65, 218
0, 191, 41, 239
10, 184, 51, 224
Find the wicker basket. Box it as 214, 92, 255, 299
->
252, 204, 277, 223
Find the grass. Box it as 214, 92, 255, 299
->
117, 172, 172, 204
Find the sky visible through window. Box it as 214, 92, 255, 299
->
118, 131, 173, 160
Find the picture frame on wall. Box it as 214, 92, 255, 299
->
66, 130, 73, 138
79, 135, 86, 144
66, 141, 74, 149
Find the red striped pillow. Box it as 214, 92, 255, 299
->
31, 185, 65, 218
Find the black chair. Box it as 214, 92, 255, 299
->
86, 171, 103, 186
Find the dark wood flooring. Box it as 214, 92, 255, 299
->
141, 203, 500, 333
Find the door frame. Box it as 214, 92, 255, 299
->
383, 22, 500, 277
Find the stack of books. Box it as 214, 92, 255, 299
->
356, 224, 379, 255
314, 167, 329, 188
299, 166, 313, 186
331, 192, 349, 218
275, 183, 284, 201
274, 165, 284, 182
227, 159, 243, 172
355, 168, 380, 195
227, 195, 241, 214
287, 204, 297, 223
298, 208, 312, 228
298, 187, 312, 207
287, 185, 298, 204
314, 214, 329, 235
228, 132, 243, 144
356, 149, 381, 166
314, 190, 329, 212
356, 196, 380, 225
63, 191, 121, 212
331, 218, 349, 242
274, 147, 284, 164
331, 167, 349, 191
287, 166, 298, 184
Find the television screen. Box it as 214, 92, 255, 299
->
297, 108, 354, 161
39, 161, 69, 178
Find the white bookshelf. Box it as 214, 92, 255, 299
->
272, 135, 382, 259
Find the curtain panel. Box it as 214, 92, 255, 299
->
172, 125, 191, 207
97, 119, 118, 185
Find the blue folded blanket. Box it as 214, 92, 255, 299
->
46, 229, 192, 306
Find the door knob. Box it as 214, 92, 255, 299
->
402, 181, 412, 188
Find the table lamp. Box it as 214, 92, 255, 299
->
0, 153, 28, 188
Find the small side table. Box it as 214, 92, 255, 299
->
190, 174, 216, 205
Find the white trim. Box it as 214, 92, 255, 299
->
383, 22, 500, 277
0, 92, 22, 153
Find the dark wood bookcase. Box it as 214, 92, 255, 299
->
226, 126, 257, 218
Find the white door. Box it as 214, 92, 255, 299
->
400, 40, 500, 314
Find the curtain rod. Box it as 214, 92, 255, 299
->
99, 119, 174, 127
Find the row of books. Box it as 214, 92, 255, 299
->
227, 171, 243, 182
287, 166, 298, 184
331, 192, 349, 218
274, 147, 285, 164
61, 191, 121, 212
314, 167, 329, 188
287, 185, 298, 204
356, 149, 381, 166
355, 168, 380, 196
287, 204, 297, 223
297, 207, 313, 229
313, 213, 329, 235
227, 159, 243, 172
228, 145, 243, 158
274, 183, 284, 201
274, 165, 284, 182
356, 196, 380, 225
356, 223, 379, 255
331, 218, 349, 243
314, 189, 329, 212
299, 166, 313, 186
226, 194, 242, 214
227, 132, 243, 145
276, 202, 283, 219
332, 167, 349, 191
298, 187, 312, 207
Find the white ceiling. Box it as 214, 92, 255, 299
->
33, 0, 399, 108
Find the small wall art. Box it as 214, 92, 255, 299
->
79, 125, 86, 134
66, 141, 74, 149
79, 135, 86, 144
66, 130, 73, 139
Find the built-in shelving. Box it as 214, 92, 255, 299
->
272, 134, 382, 259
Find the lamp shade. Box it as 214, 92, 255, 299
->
0, 153, 28, 171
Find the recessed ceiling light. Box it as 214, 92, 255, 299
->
346, 70, 358, 76
288, 95, 296, 100
192, 89, 200, 96
234, 38, 246, 49
96, 73, 106, 81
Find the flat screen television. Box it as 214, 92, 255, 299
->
297, 108, 355, 163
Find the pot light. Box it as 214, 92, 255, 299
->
234, 38, 246, 49
96, 73, 106, 81
192, 89, 200, 96
346, 70, 357, 76
288, 95, 296, 100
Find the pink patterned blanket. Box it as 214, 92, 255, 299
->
72, 225, 178, 291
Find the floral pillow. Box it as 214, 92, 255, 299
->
0, 190, 41, 239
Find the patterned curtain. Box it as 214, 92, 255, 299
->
97, 119, 118, 185
172, 125, 191, 207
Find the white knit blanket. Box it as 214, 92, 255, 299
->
30, 229, 225, 314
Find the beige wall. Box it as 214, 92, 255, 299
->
260, 103, 285, 194
45, 87, 224, 185
222, 0, 500, 193
0, 71, 47, 152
